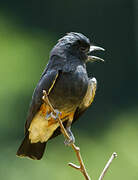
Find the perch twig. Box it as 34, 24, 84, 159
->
42, 90, 117, 180
42, 90, 91, 180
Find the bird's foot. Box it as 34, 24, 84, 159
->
64, 127, 75, 146
51, 109, 62, 120
46, 109, 61, 120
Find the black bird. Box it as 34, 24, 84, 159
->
16, 32, 104, 160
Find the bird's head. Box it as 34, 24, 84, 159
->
58, 32, 104, 63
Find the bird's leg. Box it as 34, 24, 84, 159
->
64, 126, 75, 146
50, 109, 62, 120
45, 107, 61, 121
42, 90, 62, 120
64, 112, 75, 146
43, 90, 74, 144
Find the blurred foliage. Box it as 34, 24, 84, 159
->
0, 14, 55, 140
0, 0, 138, 179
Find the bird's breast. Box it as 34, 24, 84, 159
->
49, 65, 88, 112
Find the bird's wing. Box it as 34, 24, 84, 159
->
50, 78, 97, 140
73, 77, 97, 123
25, 69, 60, 134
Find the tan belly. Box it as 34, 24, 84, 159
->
28, 104, 71, 143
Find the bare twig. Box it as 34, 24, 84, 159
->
42, 90, 117, 180
42, 90, 91, 180
98, 152, 117, 180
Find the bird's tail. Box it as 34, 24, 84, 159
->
16, 132, 46, 160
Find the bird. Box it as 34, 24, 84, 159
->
16, 32, 104, 160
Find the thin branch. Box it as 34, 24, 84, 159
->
98, 152, 117, 180
42, 90, 117, 180
42, 90, 91, 180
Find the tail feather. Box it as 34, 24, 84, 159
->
16, 133, 46, 160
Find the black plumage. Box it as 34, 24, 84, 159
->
16, 32, 103, 160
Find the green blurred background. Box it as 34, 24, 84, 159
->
0, 0, 138, 179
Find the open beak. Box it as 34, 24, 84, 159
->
87, 45, 105, 62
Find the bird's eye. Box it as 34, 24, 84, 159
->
80, 47, 86, 51
80, 46, 88, 52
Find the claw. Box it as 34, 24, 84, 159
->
64, 127, 75, 146
64, 137, 75, 146
51, 109, 62, 120
46, 109, 61, 120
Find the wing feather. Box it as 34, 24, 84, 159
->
25, 69, 60, 134
50, 78, 97, 139
73, 78, 97, 123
